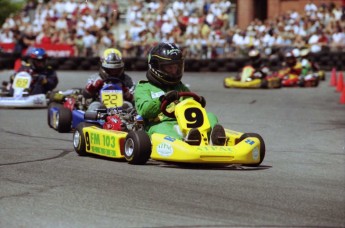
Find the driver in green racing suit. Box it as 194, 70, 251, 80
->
134, 42, 226, 146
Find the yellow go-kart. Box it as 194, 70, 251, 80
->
73, 92, 265, 167
224, 66, 282, 89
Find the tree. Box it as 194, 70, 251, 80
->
0, 0, 24, 27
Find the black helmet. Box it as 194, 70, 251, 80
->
99, 48, 124, 81
147, 42, 184, 87
248, 49, 261, 67
285, 51, 296, 67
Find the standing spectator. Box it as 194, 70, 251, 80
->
36, 28, 52, 44
308, 29, 322, 53
98, 31, 116, 56
331, 27, 345, 47
83, 30, 97, 57
120, 30, 134, 58
74, 34, 85, 57
55, 13, 69, 31
23, 0, 37, 21
305, 0, 318, 16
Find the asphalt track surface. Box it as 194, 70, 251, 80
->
0, 70, 344, 228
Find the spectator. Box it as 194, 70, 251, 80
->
0, 28, 14, 43
305, 0, 318, 16
82, 30, 97, 57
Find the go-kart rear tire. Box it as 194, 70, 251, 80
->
238, 133, 265, 167
57, 107, 72, 133
124, 130, 151, 165
260, 79, 268, 88
73, 122, 99, 156
312, 78, 319, 87
47, 102, 62, 128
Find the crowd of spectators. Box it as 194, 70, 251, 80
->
120, 0, 345, 59
0, 0, 119, 57
0, 0, 345, 60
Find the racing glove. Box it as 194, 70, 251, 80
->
123, 86, 133, 102
159, 90, 179, 103
83, 79, 104, 98
38, 75, 47, 85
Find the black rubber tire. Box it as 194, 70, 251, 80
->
124, 130, 152, 165
57, 107, 72, 133
298, 79, 305, 87
237, 133, 266, 166
261, 79, 268, 88
73, 122, 94, 156
313, 78, 319, 87
47, 102, 62, 128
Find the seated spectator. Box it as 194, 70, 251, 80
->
0, 27, 14, 43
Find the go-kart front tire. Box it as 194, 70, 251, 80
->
124, 130, 152, 165
237, 133, 266, 167
73, 122, 99, 156
57, 107, 72, 133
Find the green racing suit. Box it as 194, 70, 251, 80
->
134, 80, 219, 139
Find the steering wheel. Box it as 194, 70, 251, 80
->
160, 91, 202, 118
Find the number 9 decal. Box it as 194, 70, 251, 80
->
185, 108, 203, 128
85, 132, 90, 150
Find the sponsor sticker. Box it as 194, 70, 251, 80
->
245, 139, 255, 145
157, 142, 173, 157
33, 97, 44, 104
196, 147, 232, 152
151, 91, 165, 99
164, 136, 176, 142
252, 147, 259, 160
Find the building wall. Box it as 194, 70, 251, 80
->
237, 0, 343, 29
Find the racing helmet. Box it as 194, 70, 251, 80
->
300, 48, 310, 59
99, 48, 124, 81
147, 42, 184, 87
285, 51, 297, 67
292, 48, 300, 59
29, 48, 48, 71
248, 49, 261, 68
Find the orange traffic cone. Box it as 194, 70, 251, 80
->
336, 72, 344, 92
340, 86, 345, 104
330, 67, 337, 86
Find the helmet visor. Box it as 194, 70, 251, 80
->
32, 59, 46, 69
159, 61, 184, 79
104, 67, 123, 77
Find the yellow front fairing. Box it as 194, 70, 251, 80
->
83, 126, 127, 158
150, 131, 262, 164
224, 77, 262, 88
150, 94, 264, 165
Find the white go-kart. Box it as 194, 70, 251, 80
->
0, 71, 47, 108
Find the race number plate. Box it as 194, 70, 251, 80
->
13, 72, 32, 89
101, 90, 123, 108
175, 99, 211, 135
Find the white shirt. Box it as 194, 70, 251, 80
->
82, 34, 97, 48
